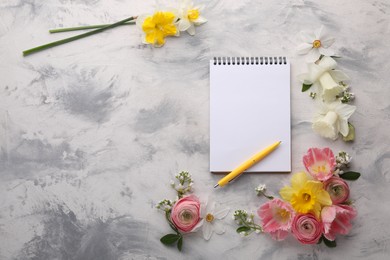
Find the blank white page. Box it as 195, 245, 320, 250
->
210, 57, 291, 172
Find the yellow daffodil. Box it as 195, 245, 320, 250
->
279, 172, 332, 218
136, 11, 179, 47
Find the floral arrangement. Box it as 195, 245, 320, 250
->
23, 0, 207, 56
157, 171, 229, 251
233, 147, 360, 247
297, 26, 357, 141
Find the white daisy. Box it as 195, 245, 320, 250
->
297, 25, 335, 62
199, 200, 229, 240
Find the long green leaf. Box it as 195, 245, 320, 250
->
23, 16, 136, 56
323, 236, 337, 248
177, 236, 183, 251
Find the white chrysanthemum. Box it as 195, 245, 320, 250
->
297, 25, 335, 62
199, 200, 229, 240
312, 101, 356, 140
176, 0, 207, 35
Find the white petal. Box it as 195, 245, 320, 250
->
339, 119, 350, 136
329, 70, 350, 82
319, 72, 343, 102
305, 48, 321, 62
186, 23, 196, 35
296, 43, 313, 55
307, 63, 327, 83
202, 222, 213, 240
178, 19, 191, 31
213, 221, 225, 235
335, 103, 356, 120
192, 219, 204, 233
213, 207, 230, 219
318, 56, 337, 70
194, 16, 207, 25
300, 31, 314, 43
136, 14, 148, 29
321, 36, 335, 48
315, 25, 324, 39
205, 201, 216, 215
319, 47, 335, 56
297, 73, 312, 84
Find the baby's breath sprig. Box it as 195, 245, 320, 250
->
171, 171, 194, 198
233, 210, 262, 236
255, 184, 274, 200
156, 199, 174, 212
335, 151, 352, 173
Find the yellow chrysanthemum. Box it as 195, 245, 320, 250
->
140, 11, 178, 46
279, 172, 332, 218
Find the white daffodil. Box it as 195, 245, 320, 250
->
312, 101, 356, 140
176, 0, 207, 36
199, 200, 229, 240
297, 25, 335, 62
299, 56, 349, 102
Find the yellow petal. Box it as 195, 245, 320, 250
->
291, 172, 308, 189
145, 32, 156, 44
142, 17, 155, 32
163, 24, 178, 36
155, 31, 165, 46
316, 190, 332, 206
279, 186, 294, 201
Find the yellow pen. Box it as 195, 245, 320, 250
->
214, 141, 281, 188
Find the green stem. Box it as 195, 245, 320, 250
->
23, 16, 136, 57
49, 21, 136, 33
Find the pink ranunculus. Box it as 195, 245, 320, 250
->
321, 205, 357, 241
171, 195, 201, 233
291, 214, 323, 244
303, 147, 336, 181
324, 177, 350, 204
257, 198, 295, 241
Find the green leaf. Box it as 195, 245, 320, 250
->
323, 236, 337, 248
302, 83, 313, 92
177, 236, 183, 251
23, 16, 136, 56
160, 234, 180, 245
330, 56, 342, 59
236, 226, 251, 233
317, 236, 323, 244
340, 171, 361, 180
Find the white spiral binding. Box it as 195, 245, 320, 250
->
212, 56, 287, 65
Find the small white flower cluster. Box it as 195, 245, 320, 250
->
335, 151, 352, 174
255, 184, 274, 199
233, 210, 262, 236
171, 171, 194, 197
233, 210, 249, 225
297, 26, 357, 141
156, 199, 174, 212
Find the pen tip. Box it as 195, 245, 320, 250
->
214, 184, 219, 188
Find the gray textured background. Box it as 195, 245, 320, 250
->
1, 0, 390, 259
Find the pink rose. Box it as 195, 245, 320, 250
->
291, 214, 323, 244
303, 148, 336, 181
324, 177, 350, 204
258, 198, 295, 241
321, 205, 357, 241
171, 195, 201, 233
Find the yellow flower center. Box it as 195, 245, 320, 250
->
313, 40, 321, 48
291, 187, 316, 214
276, 208, 290, 223
311, 164, 327, 173
187, 9, 200, 21
205, 213, 214, 222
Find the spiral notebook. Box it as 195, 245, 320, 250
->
210, 57, 291, 172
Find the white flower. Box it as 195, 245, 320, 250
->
199, 200, 229, 240
176, 0, 207, 35
299, 56, 349, 102
312, 101, 356, 140
255, 184, 267, 193
297, 25, 335, 62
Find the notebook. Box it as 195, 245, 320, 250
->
210, 56, 291, 172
